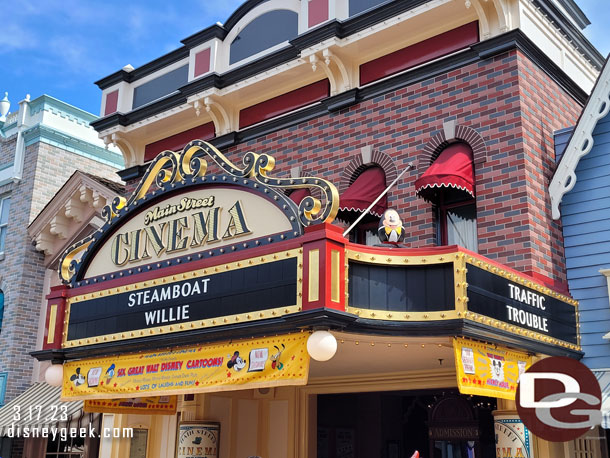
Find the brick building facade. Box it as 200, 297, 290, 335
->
28, 0, 609, 457
0, 94, 122, 405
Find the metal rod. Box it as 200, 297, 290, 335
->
342, 162, 414, 237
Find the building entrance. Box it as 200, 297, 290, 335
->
316, 390, 496, 458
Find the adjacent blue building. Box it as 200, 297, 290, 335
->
550, 58, 610, 430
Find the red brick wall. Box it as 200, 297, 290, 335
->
125, 50, 582, 286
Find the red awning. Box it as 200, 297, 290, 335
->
415, 143, 475, 200
339, 167, 387, 217
289, 188, 311, 204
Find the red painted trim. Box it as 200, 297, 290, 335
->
239, 79, 330, 129
308, 0, 329, 28
523, 270, 569, 295
43, 285, 69, 350
104, 90, 119, 116
302, 239, 328, 309
194, 48, 211, 77
144, 122, 215, 162
360, 21, 479, 85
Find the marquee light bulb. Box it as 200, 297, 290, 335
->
307, 330, 338, 362
45, 364, 64, 387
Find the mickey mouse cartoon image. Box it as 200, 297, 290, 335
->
271, 344, 285, 370
227, 351, 247, 371
70, 368, 86, 387
490, 357, 504, 382
378, 208, 405, 244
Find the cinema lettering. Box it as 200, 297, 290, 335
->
110, 197, 251, 267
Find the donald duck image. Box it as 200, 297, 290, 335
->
377, 208, 405, 244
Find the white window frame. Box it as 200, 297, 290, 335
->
0, 195, 10, 256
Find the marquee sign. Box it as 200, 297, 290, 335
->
59, 140, 339, 286
465, 263, 578, 344
85, 188, 294, 278
61, 333, 310, 400
65, 252, 300, 346
344, 249, 579, 349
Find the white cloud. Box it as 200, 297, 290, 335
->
0, 24, 38, 52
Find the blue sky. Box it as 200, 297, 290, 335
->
1, 0, 609, 116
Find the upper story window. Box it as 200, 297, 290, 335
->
338, 166, 387, 246
349, 0, 392, 16
229, 10, 298, 65
415, 143, 478, 252
0, 290, 4, 331
132, 65, 189, 110
0, 196, 10, 254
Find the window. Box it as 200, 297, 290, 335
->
132, 65, 189, 110
46, 434, 85, 457
414, 142, 477, 252
437, 191, 478, 252
0, 196, 9, 254
0, 372, 6, 406
349, 0, 391, 16
338, 166, 388, 246
229, 10, 298, 65
0, 290, 4, 331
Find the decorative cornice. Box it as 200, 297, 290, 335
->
28, 94, 97, 124
530, 0, 602, 70
180, 24, 227, 48
549, 56, 610, 219
95, 47, 190, 90
113, 29, 591, 182
22, 125, 124, 168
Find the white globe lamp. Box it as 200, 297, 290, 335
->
45, 364, 64, 387
307, 330, 338, 362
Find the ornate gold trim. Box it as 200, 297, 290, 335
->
63, 248, 303, 348
463, 311, 580, 351
308, 249, 319, 302
346, 249, 454, 266
345, 308, 460, 321
59, 140, 339, 285
464, 257, 577, 306
47, 305, 58, 345
330, 249, 340, 303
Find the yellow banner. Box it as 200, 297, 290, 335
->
453, 337, 532, 400
84, 396, 178, 415
62, 333, 310, 400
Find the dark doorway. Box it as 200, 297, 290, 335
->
316, 390, 496, 458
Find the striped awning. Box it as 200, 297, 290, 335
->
594, 370, 610, 429
0, 382, 83, 436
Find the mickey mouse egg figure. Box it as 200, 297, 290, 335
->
307, 331, 338, 362
378, 208, 405, 244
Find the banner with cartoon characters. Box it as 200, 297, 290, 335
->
84, 396, 178, 415
61, 333, 310, 400
453, 337, 532, 400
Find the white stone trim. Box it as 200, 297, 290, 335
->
519, 0, 597, 92
549, 58, 610, 219
0, 165, 14, 187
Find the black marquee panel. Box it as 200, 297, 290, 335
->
67, 258, 298, 341
348, 262, 455, 312
466, 265, 577, 344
